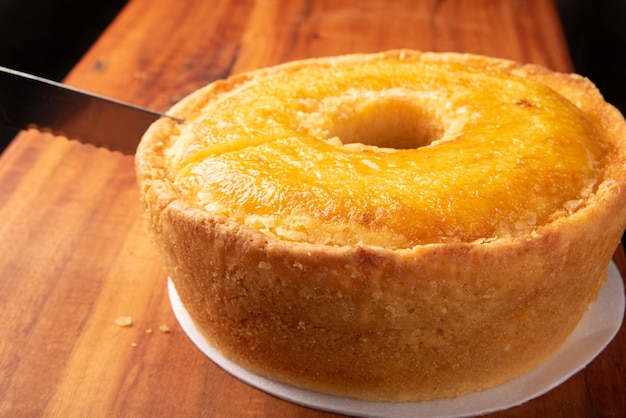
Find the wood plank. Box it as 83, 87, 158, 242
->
65, 0, 571, 106
0, 1, 623, 417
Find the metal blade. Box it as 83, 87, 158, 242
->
0, 66, 178, 155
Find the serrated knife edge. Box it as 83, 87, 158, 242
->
0, 66, 182, 155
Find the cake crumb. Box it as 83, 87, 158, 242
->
145, 328, 153, 334
159, 324, 171, 333
563, 199, 584, 213
258, 261, 272, 270
131, 342, 138, 347
115, 316, 133, 327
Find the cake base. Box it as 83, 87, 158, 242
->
168, 262, 624, 418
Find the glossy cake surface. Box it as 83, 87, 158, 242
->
136, 50, 626, 401
168, 53, 605, 247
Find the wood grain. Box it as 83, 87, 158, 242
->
0, 0, 624, 417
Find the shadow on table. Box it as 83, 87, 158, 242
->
0, 0, 128, 152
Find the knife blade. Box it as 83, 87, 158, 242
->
0, 66, 181, 155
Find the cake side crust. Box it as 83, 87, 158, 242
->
135, 50, 626, 401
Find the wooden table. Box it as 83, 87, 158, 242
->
1, 0, 624, 416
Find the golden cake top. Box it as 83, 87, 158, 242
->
161, 51, 608, 248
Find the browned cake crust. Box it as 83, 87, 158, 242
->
136, 50, 626, 401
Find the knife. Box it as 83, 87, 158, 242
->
0, 66, 181, 155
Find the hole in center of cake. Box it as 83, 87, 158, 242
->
328, 96, 445, 149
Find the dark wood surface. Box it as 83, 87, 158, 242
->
0, 1, 624, 416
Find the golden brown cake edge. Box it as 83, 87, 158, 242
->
135, 50, 626, 401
